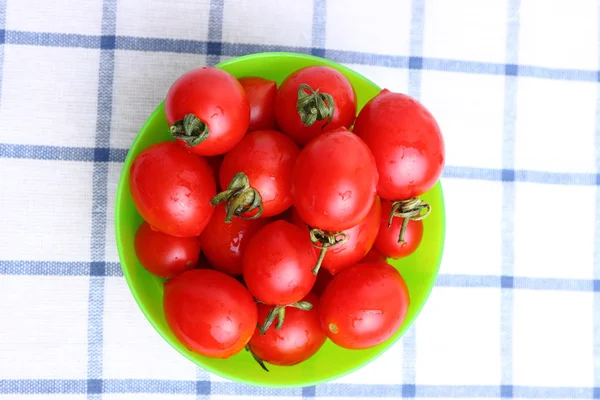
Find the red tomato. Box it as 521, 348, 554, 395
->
134, 221, 200, 279
214, 130, 300, 220
375, 200, 423, 258
353, 89, 445, 200
165, 67, 250, 156
291, 127, 378, 232
248, 293, 326, 367
319, 262, 410, 349
361, 247, 388, 264
163, 269, 257, 358
129, 141, 216, 237
290, 197, 381, 275
239, 76, 278, 132
275, 65, 356, 146
200, 204, 269, 276
243, 220, 317, 305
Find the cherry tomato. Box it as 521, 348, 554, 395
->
134, 221, 200, 279
353, 89, 445, 200
163, 269, 257, 358
214, 130, 300, 220
165, 67, 250, 156
319, 262, 410, 349
129, 141, 216, 237
200, 204, 269, 276
239, 76, 278, 132
248, 293, 326, 367
290, 196, 381, 275
291, 127, 378, 232
243, 220, 317, 305
375, 200, 423, 258
361, 247, 388, 264
275, 65, 356, 146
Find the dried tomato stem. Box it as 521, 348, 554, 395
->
169, 113, 209, 146
211, 172, 264, 223
388, 197, 431, 243
258, 301, 313, 335
296, 83, 335, 128
309, 229, 348, 275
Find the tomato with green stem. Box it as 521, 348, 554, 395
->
129, 141, 216, 237
212, 130, 300, 221
375, 200, 423, 259
165, 67, 250, 156
163, 269, 257, 358
319, 262, 410, 350
275, 65, 356, 146
353, 89, 444, 243
239, 76, 278, 132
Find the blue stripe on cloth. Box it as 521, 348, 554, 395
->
2, 380, 599, 398
206, 0, 224, 66
500, 0, 521, 396
311, 0, 327, 58
0, 143, 128, 162
87, 0, 117, 398
1, 29, 599, 82
594, 2, 600, 394
403, 0, 426, 392
0, 260, 122, 276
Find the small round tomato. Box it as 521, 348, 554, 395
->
243, 220, 317, 306
163, 269, 257, 358
375, 200, 423, 258
290, 197, 381, 275
291, 127, 378, 232
165, 67, 250, 156
239, 76, 278, 132
213, 130, 300, 220
134, 221, 200, 279
248, 293, 326, 367
319, 262, 410, 350
129, 141, 216, 237
200, 204, 269, 276
275, 65, 356, 146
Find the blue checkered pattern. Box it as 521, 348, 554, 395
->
0, 0, 599, 399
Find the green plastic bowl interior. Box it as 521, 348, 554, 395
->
115, 51, 445, 388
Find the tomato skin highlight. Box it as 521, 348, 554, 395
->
219, 130, 300, 218
239, 76, 278, 132
375, 200, 423, 258
319, 262, 410, 350
243, 220, 318, 305
290, 197, 381, 275
200, 204, 269, 276
134, 222, 200, 279
275, 66, 356, 146
165, 67, 250, 156
291, 127, 378, 232
353, 89, 445, 200
248, 293, 326, 366
129, 141, 216, 237
163, 269, 258, 358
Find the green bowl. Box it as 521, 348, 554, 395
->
115, 52, 445, 388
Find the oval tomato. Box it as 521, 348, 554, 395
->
239, 76, 278, 132
248, 293, 326, 368
243, 220, 317, 306
275, 65, 356, 146
129, 141, 216, 237
214, 130, 300, 220
134, 221, 200, 279
353, 89, 445, 201
163, 269, 257, 358
375, 200, 423, 258
291, 127, 378, 232
290, 196, 381, 275
319, 262, 410, 350
165, 67, 250, 156
200, 203, 269, 276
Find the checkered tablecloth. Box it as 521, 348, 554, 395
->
1, 0, 599, 399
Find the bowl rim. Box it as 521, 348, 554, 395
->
115, 51, 446, 388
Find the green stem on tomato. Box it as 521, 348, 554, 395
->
169, 114, 210, 146
309, 228, 348, 275
388, 197, 431, 243
296, 84, 335, 128
211, 172, 264, 223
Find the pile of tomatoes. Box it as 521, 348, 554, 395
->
129, 63, 445, 370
